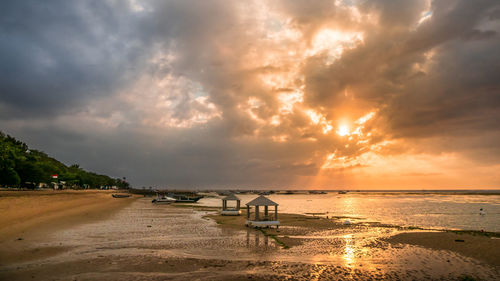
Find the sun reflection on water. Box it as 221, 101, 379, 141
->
342, 234, 355, 268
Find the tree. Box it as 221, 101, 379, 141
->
0, 167, 20, 186
0, 131, 131, 189
16, 160, 45, 185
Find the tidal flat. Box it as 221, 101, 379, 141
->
0, 192, 499, 280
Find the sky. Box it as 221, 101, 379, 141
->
1, 0, 500, 189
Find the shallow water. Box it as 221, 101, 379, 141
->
197, 192, 500, 232
3, 198, 499, 280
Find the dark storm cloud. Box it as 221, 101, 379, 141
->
0, 0, 147, 119
382, 0, 500, 139
1, 0, 500, 188
2, 121, 320, 188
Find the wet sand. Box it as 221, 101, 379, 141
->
208, 210, 500, 267
386, 232, 500, 267
0, 190, 136, 264
0, 255, 446, 281
1, 196, 499, 280
206, 211, 359, 248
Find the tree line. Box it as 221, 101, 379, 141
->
0, 131, 129, 189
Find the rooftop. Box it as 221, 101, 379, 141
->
245, 195, 278, 206
222, 194, 240, 201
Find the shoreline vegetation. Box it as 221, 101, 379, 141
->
0, 131, 129, 189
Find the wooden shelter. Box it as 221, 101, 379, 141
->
245, 195, 280, 228
221, 194, 241, 216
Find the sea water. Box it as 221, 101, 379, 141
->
196, 192, 500, 232
8, 197, 497, 280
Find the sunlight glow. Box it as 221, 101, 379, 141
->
260, 73, 287, 89
270, 115, 281, 126
306, 29, 364, 63
272, 135, 288, 142
245, 97, 265, 122
306, 110, 334, 134
278, 91, 303, 114
337, 124, 350, 136
306, 110, 322, 125
321, 152, 362, 170
323, 123, 333, 134
343, 234, 355, 268
355, 111, 375, 125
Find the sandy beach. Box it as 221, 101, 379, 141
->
387, 232, 500, 267
0, 190, 136, 265
1, 192, 499, 280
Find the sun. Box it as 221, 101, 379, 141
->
337, 124, 350, 136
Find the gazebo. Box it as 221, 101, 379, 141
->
245, 195, 280, 228
221, 194, 241, 216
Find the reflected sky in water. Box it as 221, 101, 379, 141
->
4, 198, 498, 280
196, 193, 500, 232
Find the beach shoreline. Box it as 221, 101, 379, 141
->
1, 193, 499, 280
0, 189, 137, 265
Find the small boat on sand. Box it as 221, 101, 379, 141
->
338, 191, 347, 194
169, 194, 203, 203
152, 194, 177, 204
112, 194, 131, 198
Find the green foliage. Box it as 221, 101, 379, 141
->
0, 131, 130, 189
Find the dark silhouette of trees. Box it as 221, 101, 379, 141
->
0, 131, 130, 189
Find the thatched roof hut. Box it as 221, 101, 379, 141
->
245, 195, 279, 228
221, 193, 241, 216
246, 195, 278, 207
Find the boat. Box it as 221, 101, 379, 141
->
338, 191, 347, 194
152, 194, 176, 204
168, 193, 203, 203
112, 194, 131, 198
309, 191, 327, 194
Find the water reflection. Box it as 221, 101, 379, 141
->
195, 193, 500, 232
342, 234, 355, 268
7, 198, 498, 281
246, 229, 271, 249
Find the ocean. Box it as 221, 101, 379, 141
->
196, 191, 500, 232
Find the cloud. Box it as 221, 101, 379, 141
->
1, 0, 500, 188
0, 0, 154, 119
